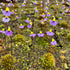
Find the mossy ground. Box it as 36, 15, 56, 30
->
0, 0, 70, 70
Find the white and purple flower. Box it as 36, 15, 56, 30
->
46, 29, 54, 36
3, 16, 10, 23
30, 32, 36, 38
5, 27, 13, 36
51, 39, 57, 46
50, 18, 57, 26
38, 31, 44, 37
19, 24, 24, 29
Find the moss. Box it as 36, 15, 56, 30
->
1, 54, 16, 70
60, 20, 68, 27
13, 34, 25, 44
42, 53, 55, 69
13, 3, 19, 8
67, 33, 70, 41
0, 24, 4, 28
36, 36, 50, 45
50, 5, 58, 9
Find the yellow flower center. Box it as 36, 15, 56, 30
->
20, 24, 22, 26
31, 32, 33, 34
53, 18, 55, 21
8, 27, 11, 31
52, 16, 54, 18
42, 13, 44, 15
2, 29, 4, 31
35, 1, 37, 3
27, 18, 29, 20
41, 4, 42, 5
49, 19, 51, 21
5, 16, 8, 18
10, 1, 12, 3
36, 9, 38, 10
6, 7, 9, 11
30, 22, 32, 25
59, 17, 61, 18
46, 10, 47, 11
42, 22, 44, 24
49, 29, 52, 32
40, 31, 42, 34
22, 3, 24, 5
29, 20, 31, 22
47, 12, 50, 14
52, 39, 55, 42
8, 4, 9, 5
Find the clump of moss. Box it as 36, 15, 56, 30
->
60, 20, 68, 28
13, 34, 25, 44
13, 3, 19, 8
1, 54, 16, 70
50, 5, 58, 9
42, 53, 55, 69
67, 33, 70, 41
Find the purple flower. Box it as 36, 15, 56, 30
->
27, 22, 32, 28
1, 29, 5, 34
6, 0, 11, 2
45, 7, 49, 10
50, 19, 57, 26
45, 2, 47, 5
22, 10, 24, 12
0, 30, 2, 33
69, 6, 70, 8
65, 9, 68, 12
2, 7, 12, 16
25, 18, 30, 23
67, 0, 70, 2
68, 13, 70, 16
41, 4, 43, 7
59, 17, 62, 20
35, 9, 39, 12
45, 10, 48, 13
42, 13, 45, 18
34, 7, 39, 13
2, 10, 12, 16
46, 29, 54, 36
30, 32, 36, 37
33, 1, 38, 5
19, 24, 24, 29
43, 17, 47, 21
40, 21, 45, 24
56, 3, 58, 5
62, 12, 65, 15
47, 12, 51, 17
40, 1, 43, 3
5, 27, 13, 36
61, 27, 64, 30
0, 29, 5, 34
16, 16, 20, 19
62, 5, 65, 9
69, 10, 70, 12
34, 7, 37, 10
0, 6, 1, 8
22, 3, 25, 7
7, 3, 13, 7
0, 3, 5, 6
2, 46, 5, 49
37, 31, 44, 37
51, 39, 57, 46
15, 0, 17, 2
3, 16, 10, 23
